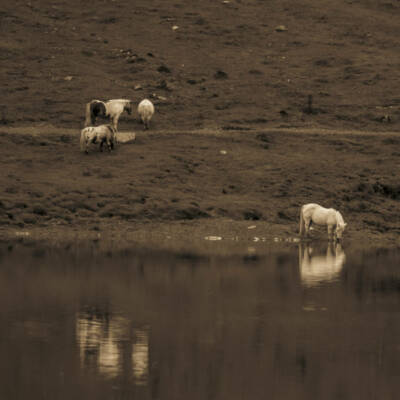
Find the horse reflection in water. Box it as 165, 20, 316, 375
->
299, 242, 346, 287
75, 311, 149, 384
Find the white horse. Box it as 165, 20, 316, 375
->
299, 203, 347, 241
84, 99, 132, 131
137, 99, 154, 130
80, 124, 115, 154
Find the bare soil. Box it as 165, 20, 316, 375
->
1, 0, 399, 249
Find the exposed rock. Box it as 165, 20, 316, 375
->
214, 70, 228, 80
275, 25, 288, 32
157, 65, 171, 73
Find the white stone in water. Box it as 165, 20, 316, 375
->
15, 231, 30, 236
204, 236, 222, 241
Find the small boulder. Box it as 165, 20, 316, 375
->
275, 25, 288, 32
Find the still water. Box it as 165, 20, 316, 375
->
0, 240, 399, 400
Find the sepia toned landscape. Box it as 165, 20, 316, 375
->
1, 0, 399, 246
1, 2, 400, 399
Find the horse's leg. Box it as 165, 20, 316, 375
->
106, 124, 117, 147
327, 241, 334, 257
304, 218, 311, 237
327, 225, 334, 241
99, 139, 104, 152
307, 221, 313, 236
303, 218, 308, 236
299, 208, 304, 236
112, 119, 119, 146
112, 115, 120, 132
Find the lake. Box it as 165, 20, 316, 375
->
0, 239, 399, 400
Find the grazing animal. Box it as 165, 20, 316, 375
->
299, 242, 346, 287
299, 203, 347, 241
137, 99, 155, 130
80, 124, 116, 154
85, 99, 132, 132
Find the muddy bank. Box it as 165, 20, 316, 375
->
0, 126, 399, 250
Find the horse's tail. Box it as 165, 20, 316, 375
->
85, 100, 106, 127
299, 205, 305, 236
84, 102, 92, 127
80, 128, 87, 152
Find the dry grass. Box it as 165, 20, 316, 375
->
0, 127, 399, 246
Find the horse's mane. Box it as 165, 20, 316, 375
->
335, 211, 345, 225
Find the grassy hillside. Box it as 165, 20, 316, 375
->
1, 0, 399, 131
0, 127, 399, 247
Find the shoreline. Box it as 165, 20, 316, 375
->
1, 218, 399, 255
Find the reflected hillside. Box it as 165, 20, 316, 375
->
299, 242, 346, 287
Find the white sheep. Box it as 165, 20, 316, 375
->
137, 99, 155, 130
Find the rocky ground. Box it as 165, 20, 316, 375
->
1, 0, 399, 250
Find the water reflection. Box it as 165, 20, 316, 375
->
132, 328, 150, 385
2, 242, 400, 400
299, 242, 346, 287
76, 311, 149, 384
